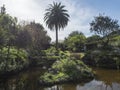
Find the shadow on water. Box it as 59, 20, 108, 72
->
0, 67, 45, 90
0, 67, 120, 90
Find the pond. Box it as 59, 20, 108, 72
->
0, 67, 120, 90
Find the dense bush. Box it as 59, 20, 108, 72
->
43, 47, 70, 60
63, 31, 86, 52
0, 47, 29, 75
83, 50, 120, 69
39, 51, 94, 86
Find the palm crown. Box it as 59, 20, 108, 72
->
44, 2, 69, 30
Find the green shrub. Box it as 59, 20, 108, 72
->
0, 47, 29, 74
44, 47, 57, 56
39, 57, 94, 85
83, 50, 120, 69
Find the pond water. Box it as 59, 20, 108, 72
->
0, 67, 120, 90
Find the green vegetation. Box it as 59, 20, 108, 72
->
0, 1, 120, 87
90, 14, 119, 47
0, 5, 51, 75
61, 31, 86, 52
83, 50, 120, 69
82, 14, 120, 69
0, 47, 28, 75
39, 50, 93, 86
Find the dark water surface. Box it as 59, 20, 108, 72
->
0, 67, 120, 90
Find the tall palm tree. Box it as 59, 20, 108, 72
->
44, 2, 69, 51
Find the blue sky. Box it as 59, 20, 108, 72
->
0, 0, 120, 41
83, 0, 120, 18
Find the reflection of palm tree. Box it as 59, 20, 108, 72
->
44, 2, 69, 51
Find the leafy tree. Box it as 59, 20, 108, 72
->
86, 35, 101, 43
44, 2, 69, 51
15, 29, 32, 51
24, 22, 51, 56
0, 28, 6, 57
90, 14, 119, 46
0, 5, 52, 74
69, 31, 84, 37
64, 31, 86, 52
0, 6, 18, 59
0, 27, 6, 47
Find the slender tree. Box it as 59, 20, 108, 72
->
44, 2, 69, 51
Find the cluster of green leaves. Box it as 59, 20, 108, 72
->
40, 72, 69, 84
40, 50, 93, 85
52, 59, 92, 78
84, 50, 120, 69
0, 47, 28, 74
86, 35, 101, 44
44, 47, 57, 56
109, 35, 120, 47
63, 31, 86, 52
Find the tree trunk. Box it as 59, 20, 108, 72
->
0, 47, 2, 57
102, 36, 110, 48
6, 45, 10, 60
55, 25, 58, 52
5, 44, 10, 71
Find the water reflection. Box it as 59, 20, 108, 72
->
0, 67, 120, 90
46, 80, 120, 90
45, 68, 120, 90
44, 85, 63, 90
76, 80, 120, 90
0, 67, 45, 90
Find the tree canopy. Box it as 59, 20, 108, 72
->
90, 14, 119, 46
64, 31, 86, 52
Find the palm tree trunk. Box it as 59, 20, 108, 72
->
55, 25, 58, 52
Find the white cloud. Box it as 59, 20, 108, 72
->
0, 0, 96, 41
